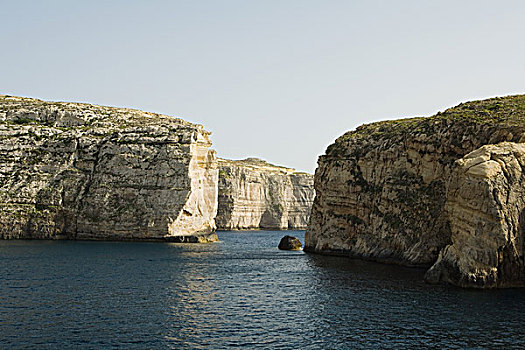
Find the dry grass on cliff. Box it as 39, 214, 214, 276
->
335, 94, 525, 142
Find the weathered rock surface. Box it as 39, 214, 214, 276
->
305, 95, 525, 287
278, 235, 302, 250
0, 95, 218, 241
216, 158, 314, 230
425, 143, 525, 287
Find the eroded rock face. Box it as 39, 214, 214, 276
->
305, 95, 525, 287
0, 95, 218, 241
425, 143, 525, 287
216, 158, 314, 230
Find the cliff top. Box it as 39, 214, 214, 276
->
335, 94, 525, 145
218, 157, 311, 176
0, 94, 208, 136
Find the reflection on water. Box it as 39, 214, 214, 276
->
165, 244, 222, 347
1, 231, 524, 349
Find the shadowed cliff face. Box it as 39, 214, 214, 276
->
216, 158, 314, 230
0, 95, 218, 241
306, 95, 525, 288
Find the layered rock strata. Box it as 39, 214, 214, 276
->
426, 143, 525, 287
0, 95, 218, 241
305, 95, 525, 287
216, 158, 314, 230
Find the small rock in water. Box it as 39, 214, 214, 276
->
278, 235, 302, 250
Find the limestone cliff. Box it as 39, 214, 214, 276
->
0, 95, 218, 242
426, 143, 525, 287
305, 95, 525, 287
216, 158, 314, 230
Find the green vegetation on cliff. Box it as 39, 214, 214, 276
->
330, 95, 525, 153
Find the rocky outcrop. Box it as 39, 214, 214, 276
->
425, 143, 525, 287
216, 158, 314, 230
0, 95, 218, 241
305, 95, 525, 287
278, 235, 302, 250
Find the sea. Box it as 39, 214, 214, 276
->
1, 230, 524, 349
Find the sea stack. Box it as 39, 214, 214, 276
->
305, 95, 525, 288
216, 158, 314, 230
0, 95, 218, 242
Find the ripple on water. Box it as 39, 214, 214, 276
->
1, 231, 524, 349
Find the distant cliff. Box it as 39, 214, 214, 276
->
0, 95, 218, 242
216, 158, 314, 230
305, 95, 525, 288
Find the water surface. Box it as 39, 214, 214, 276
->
1, 231, 524, 349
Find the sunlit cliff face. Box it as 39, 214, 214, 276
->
216, 158, 314, 230
306, 95, 525, 288
0, 95, 218, 241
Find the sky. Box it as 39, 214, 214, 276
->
1, 0, 524, 173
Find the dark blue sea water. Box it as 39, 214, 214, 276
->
1, 230, 524, 349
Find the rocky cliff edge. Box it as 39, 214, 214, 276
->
305, 95, 525, 288
0, 95, 218, 241
216, 158, 314, 230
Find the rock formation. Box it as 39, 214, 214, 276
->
305, 95, 525, 288
278, 235, 302, 250
216, 158, 314, 230
0, 95, 218, 242
426, 143, 525, 287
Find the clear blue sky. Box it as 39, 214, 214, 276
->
1, 0, 524, 172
